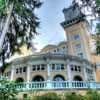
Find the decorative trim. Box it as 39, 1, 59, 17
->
80, 27, 90, 60
68, 32, 74, 55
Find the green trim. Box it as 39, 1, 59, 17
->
53, 74, 66, 81
32, 75, 45, 82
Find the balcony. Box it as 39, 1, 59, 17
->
18, 81, 100, 90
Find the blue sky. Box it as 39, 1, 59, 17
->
34, 0, 72, 51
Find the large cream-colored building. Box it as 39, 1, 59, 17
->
2, 3, 100, 98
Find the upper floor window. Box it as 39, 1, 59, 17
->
77, 52, 84, 58
45, 51, 51, 54
63, 46, 66, 50
57, 48, 60, 52
73, 34, 80, 41
16, 67, 26, 74
86, 68, 92, 75
71, 65, 81, 72
54, 48, 60, 54
5, 71, 11, 77
52, 64, 64, 71
32, 64, 45, 71
54, 50, 56, 54
75, 43, 82, 51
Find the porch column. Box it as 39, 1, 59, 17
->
26, 64, 30, 88
46, 59, 52, 89
10, 64, 14, 82
83, 64, 87, 81
93, 66, 97, 82
66, 61, 72, 88
47, 63, 50, 81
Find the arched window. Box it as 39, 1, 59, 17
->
15, 77, 24, 88
53, 75, 66, 88
32, 75, 44, 88
73, 75, 83, 81
32, 75, 44, 82
73, 75, 83, 87
16, 77, 24, 82
53, 75, 65, 81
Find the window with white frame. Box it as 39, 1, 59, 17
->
86, 68, 92, 75
71, 65, 81, 72
16, 67, 26, 74
52, 64, 64, 70
75, 43, 82, 51
54, 50, 56, 54
57, 48, 60, 52
32, 64, 45, 71
5, 71, 11, 77
73, 34, 80, 41
45, 51, 51, 54
77, 52, 84, 58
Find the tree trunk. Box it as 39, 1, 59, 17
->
0, 0, 14, 51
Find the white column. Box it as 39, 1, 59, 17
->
83, 64, 87, 81
67, 64, 71, 81
46, 62, 52, 89
10, 64, 14, 82
66, 62, 72, 88
47, 63, 50, 81
26, 64, 30, 88
93, 67, 98, 82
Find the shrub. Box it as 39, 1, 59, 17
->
35, 92, 61, 100
0, 77, 23, 100
85, 88, 100, 100
64, 92, 84, 100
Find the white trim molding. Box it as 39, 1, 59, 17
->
80, 27, 90, 60
68, 32, 74, 55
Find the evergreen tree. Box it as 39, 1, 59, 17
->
0, 0, 42, 73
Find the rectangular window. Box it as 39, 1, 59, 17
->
57, 48, 60, 52
63, 46, 66, 50
20, 68, 22, 73
32, 65, 36, 71
75, 43, 82, 51
41, 64, 45, 70
73, 34, 80, 41
77, 52, 84, 58
16, 69, 18, 74
54, 50, 56, 54
37, 65, 40, 70
23, 67, 26, 72
56, 64, 60, 70
52, 64, 55, 70
61, 64, 64, 70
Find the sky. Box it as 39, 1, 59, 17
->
34, 0, 72, 52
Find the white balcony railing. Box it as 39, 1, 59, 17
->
17, 81, 100, 90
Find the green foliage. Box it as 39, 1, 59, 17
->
85, 88, 100, 100
64, 92, 84, 100
0, 77, 23, 100
0, 0, 42, 73
35, 92, 61, 100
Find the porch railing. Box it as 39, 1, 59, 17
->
18, 81, 100, 90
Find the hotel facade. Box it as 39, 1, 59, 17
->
2, 3, 100, 93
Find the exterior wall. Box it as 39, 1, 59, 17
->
13, 73, 27, 82
41, 42, 68, 54
64, 21, 91, 60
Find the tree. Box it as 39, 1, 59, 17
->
0, 0, 42, 73
0, 77, 23, 100
74, 0, 100, 54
